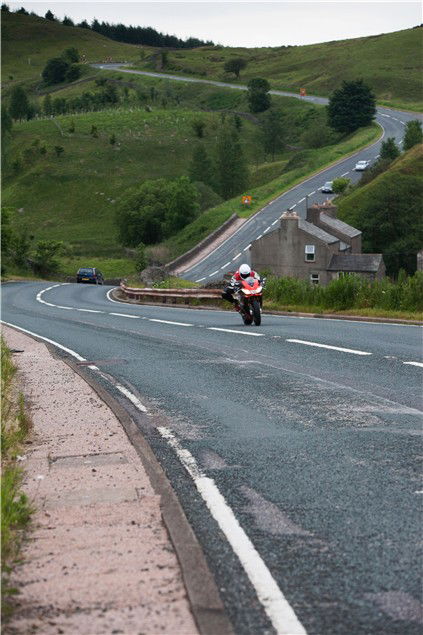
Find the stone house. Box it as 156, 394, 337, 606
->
250, 200, 385, 285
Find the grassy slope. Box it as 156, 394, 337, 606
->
1, 12, 141, 88
134, 27, 423, 109
336, 144, 423, 224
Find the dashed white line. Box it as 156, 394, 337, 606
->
208, 327, 264, 337
77, 309, 103, 313
148, 318, 193, 327
399, 120, 405, 125
109, 312, 140, 319
309, 190, 316, 195
297, 197, 305, 203
243, 244, 251, 251
196, 277, 206, 282
341, 172, 349, 177
233, 253, 242, 260
271, 220, 278, 226
403, 361, 423, 368
257, 234, 263, 240
221, 261, 232, 269
157, 425, 306, 635
286, 339, 372, 355
263, 226, 271, 233
210, 270, 219, 277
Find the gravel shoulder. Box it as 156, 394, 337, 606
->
2, 325, 199, 635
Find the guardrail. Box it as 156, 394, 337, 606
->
119, 281, 221, 304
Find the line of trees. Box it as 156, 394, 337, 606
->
2, 4, 214, 49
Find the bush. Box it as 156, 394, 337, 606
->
135, 243, 147, 273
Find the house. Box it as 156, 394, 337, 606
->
250, 201, 385, 285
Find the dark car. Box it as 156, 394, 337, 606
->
76, 267, 104, 285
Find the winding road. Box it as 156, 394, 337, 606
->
2, 281, 422, 634
92, 65, 423, 283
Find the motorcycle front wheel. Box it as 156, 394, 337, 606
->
252, 299, 261, 326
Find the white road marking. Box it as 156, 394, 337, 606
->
109, 312, 140, 319
263, 226, 271, 233
257, 234, 263, 239
77, 309, 103, 314
233, 253, 242, 260
399, 120, 405, 125
243, 244, 251, 251
309, 190, 316, 195
286, 339, 372, 355
196, 277, 206, 282
115, 383, 148, 412
148, 318, 193, 327
1, 322, 86, 361
341, 172, 349, 177
210, 270, 219, 276
297, 197, 305, 203
221, 261, 232, 269
291, 203, 297, 208
158, 426, 306, 635
56, 305, 73, 310
403, 361, 423, 368
271, 220, 278, 226
208, 327, 264, 337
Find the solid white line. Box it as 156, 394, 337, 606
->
157, 426, 306, 635
403, 361, 423, 368
56, 305, 73, 310
115, 384, 148, 412
1, 322, 86, 361
208, 327, 264, 337
148, 318, 193, 327
106, 288, 124, 304
286, 339, 372, 355
109, 312, 140, 319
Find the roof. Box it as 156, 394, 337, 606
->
319, 213, 361, 238
328, 253, 384, 272
298, 220, 339, 244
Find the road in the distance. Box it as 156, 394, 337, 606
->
92, 65, 423, 282
3, 281, 422, 634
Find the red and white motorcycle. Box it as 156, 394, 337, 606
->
232, 276, 265, 326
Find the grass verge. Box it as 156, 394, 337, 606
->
1, 338, 33, 619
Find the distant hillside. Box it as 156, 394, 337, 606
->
136, 27, 423, 109
1, 12, 141, 85
337, 144, 423, 274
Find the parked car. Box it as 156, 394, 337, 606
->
76, 267, 104, 285
354, 160, 370, 171
321, 181, 333, 193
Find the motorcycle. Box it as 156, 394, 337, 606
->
232, 276, 266, 326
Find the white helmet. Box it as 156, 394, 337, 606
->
239, 263, 251, 279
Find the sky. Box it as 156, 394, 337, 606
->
8, 1, 422, 47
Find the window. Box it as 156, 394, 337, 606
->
305, 244, 315, 261
310, 273, 320, 285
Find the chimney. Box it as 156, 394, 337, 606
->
306, 203, 321, 225
280, 210, 299, 235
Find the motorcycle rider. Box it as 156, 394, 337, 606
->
221, 263, 261, 309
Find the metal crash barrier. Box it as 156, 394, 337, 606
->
119, 282, 222, 305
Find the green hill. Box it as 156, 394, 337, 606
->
337, 144, 423, 274
2, 11, 141, 87
135, 27, 423, 110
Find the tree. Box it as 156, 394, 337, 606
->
403, 120, 423, 151
62, 47, 80, 63
42, 58, 69, 84
380, 137, 400, 160
77, 20, 90, 29
191, 119, 206, 138
65, 64, 81, 82
135, 243, 147, 273
259, 109, 285, 160
16, 6, 28, 14
115, 179, 170, 246
9, 86, 30, 120
45, 9, 55, 20
189, 143, 215, 189
332, 177, 351, 194
247, 78, 271, 114
165, 177, 200, 235
62, 16, 74, 26
215, 124, 249, 199
327, 79, 376, 134
224, 58, 247, 79
32, 240, 64, 275
1, 4, 10, 12
43, 93, 53, 115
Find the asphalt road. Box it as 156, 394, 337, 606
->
92, 65, 423, 283
3, 282, 422, 634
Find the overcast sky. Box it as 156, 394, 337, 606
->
8, 1, 422, 47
